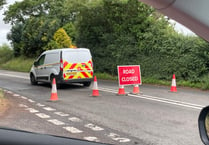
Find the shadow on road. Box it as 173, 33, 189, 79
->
36, 82, 89, 90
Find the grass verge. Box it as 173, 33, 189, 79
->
0, 56, 34, 72
94, 72, 117, 80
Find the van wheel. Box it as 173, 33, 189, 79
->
83, 82, 91, 87
50, 75, 61, 89
30, 74, 37, 85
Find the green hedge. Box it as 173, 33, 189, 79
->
76, 0, 209, 84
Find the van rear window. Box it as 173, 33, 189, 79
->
63, 51, 91, 63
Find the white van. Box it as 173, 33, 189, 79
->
30, 48, 93, 87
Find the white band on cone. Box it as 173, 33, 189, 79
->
119, 85, 124, 88
171, 79, 176, 86
52, 83, 57, 93
93, 82, 98, 90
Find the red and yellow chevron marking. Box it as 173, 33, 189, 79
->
63, 60, 93, 80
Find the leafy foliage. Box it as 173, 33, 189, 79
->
7, 23, 24, 56
76, 0, 209, 82
3, 0, 209, 84
5, 0, 85, 57
21, 17, 60, 57
63, 22, 76, 44
45, 28, 73, 50
0, 0, 5, 9
53, 28, 72, 48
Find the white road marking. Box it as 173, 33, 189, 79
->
85, 123, 104, 131
36, 113, 50, 119
13, 94, 20, 97
48, 119, 65, 125
0, 73, 29, 80
63, 127, 83, 134
108, 133, 130, 143
68, 117, 82, 122
37, 103, 45, 107
18, 104, 28, 108
1, 71, 204, 110
25, 108, 39, 113
20, 96, 28, 99
129, 93, 203, 110
99, 87, 204, 110
28, 99, 35, 103
54, 112, 69, 117
84, 137, 100, 142
7, 91, 13, 94
142, 93, 204, 107
43, 107, 56, 111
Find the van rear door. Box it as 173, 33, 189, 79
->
62, 49, 93, 81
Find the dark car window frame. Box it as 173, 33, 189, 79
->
37, 54, 46, 66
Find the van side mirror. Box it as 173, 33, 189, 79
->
198, 106, 209, 145
34, 61, 38, 67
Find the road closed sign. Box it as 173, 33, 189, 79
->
117, 65, 142, 86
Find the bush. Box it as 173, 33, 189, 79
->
76, 0, 209, 83
0, 44, 13, 64
1, 56, 34, 72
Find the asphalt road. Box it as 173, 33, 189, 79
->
0, 70, 207, 145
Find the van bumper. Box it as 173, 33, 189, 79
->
61, 78, 93, 84
56, 71, 93, 84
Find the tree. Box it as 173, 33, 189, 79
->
21, 17, 60, 57
3, 0, 48, 24
4, 0, 209, 83
45, 28, 73, 50
4, 0, 87, 56
53, 28, 72, 48
76, 0, 154, 74
63, 22, 76, 44
7, 23, 24, 56
3, 0, 89, 25
0, 0, 5, 9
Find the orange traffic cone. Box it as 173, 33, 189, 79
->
132, 84, 140, 94
50, 78, 59, 101
118, 85, 126, 95
170, 74, 177, 92
92, 76, 99, 97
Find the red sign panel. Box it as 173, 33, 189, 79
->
117, 65, 141, 86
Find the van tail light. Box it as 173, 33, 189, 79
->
60, 59, 63, 71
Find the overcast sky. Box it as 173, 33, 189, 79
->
0, 0, 22, 46
0, 0, 12, 45
0, 0, 196, 46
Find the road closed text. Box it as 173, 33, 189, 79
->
118, 65, 141, 86
123, 69, 135, 74
121, 76, 138, 82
